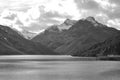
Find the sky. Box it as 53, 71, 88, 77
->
0, 0, 120, 32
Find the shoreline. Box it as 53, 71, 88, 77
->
0, 55, 119, 61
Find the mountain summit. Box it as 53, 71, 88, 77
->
32, 16, 120, 56
86, 16, 96, 22
85, 16, 99, 26
63, 18, 76, 26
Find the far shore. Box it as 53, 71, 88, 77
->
0, 55, 97, 61
0, 55, 119, 61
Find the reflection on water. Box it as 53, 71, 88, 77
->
0, 55, 120, 80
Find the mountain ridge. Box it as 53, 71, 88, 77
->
32, 16, 120, 56
0, 25, 57, 55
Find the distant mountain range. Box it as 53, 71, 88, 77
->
32, 17, 120, 56
0, 25, 57, 55
0, 16, 120, 56
18, 30, 38, 39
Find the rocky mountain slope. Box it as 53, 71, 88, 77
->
32, 18, 77, 49
0, 25, 57, 55
73, 35, 120, 57
32, 17, 120, 56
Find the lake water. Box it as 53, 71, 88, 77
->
0, 55, 120, 80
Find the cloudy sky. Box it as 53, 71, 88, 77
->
0, 0, 120, 32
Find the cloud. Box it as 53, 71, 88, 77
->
0, 16, 23, 31
27, 5, 41, 20
95, 12, 109, 24
0, 0, 120, 31
0, 0, 81, 31
93, 0, 117, 10
42, 0, 80, 20
107, 19, 120, 30
0, 5, 42, 31
51, 17, 66, 22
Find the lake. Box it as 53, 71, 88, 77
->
0, 55, 120, 80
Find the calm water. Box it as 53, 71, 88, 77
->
0, 55, 120, 80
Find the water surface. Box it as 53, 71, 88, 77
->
0, 55, 120, 80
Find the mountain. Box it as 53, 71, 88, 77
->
18, 30, 38, 39
32, 19, 77, 50
0, 25, 57, 55
58, 18, 77, 30
63, 18, 76, 25
73, 35, 120, 57
32, 16, 120, 56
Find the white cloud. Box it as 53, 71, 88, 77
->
93, 0, 117, 10
46, 23, 54, 26
51, 17, 66, 22
0, 0, 80, 32
43, 0, 80, 20
95, 13, 109, 23
27, 5, 41, 20
0, 14, 23, 31
12, 25, 23, 31
0, 0, 120, 32
107, 19, 120, 30
0, 5, 42, 31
